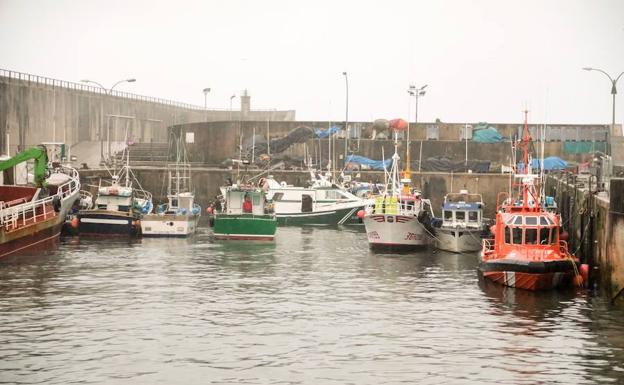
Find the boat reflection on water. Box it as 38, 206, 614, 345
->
478, 275, 579, 320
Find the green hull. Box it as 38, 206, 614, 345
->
213, 214, 277, 240
277, 205, 363, 226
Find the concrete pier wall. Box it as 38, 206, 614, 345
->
546, 175, 624, 303
0, 70, 295, 155
172, 120, 615, 168
79, 167, 509, 219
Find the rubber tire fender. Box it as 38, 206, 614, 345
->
52, 196, 62, 213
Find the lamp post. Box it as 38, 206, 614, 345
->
342, 71, 349, 164
408, 84, 427, 172
229, 94, 236, 120
582, 67, 624, 156
81, 78, 136, 164
203, 87, 211, 121
82, 78, 136, 94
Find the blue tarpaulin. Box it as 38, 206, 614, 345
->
315, 126, 341, 138
473, 128, 504, 142
472, 122, 504, 143
518, 156, 567, 172
345, 155, 392, 170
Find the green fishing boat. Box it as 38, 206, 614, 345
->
213, 185, 277, 241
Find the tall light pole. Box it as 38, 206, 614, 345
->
203, 87, 211, 121
229, 94, 236, 121
582, 67, 624, 156
408, 84, 427, 172
342, 71, 349, 164
81, 78, 136, 164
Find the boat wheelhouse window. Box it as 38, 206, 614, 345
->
540, 228, 551, 245
252, 194, 261, 206
456, 211, 465, 221
512, 227, 523, 244
444, 210, 453, 220
468, 211, 478, 222
325, 190, 341, 200
505, 226, 512, 243
525, 228, 538, 244
272, 192, 284, 202
540, 216, 549, 226
514, 216, 523, 225
526, 216, 538, 225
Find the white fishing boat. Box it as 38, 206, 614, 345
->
432, 189, 486, 253
362, 120, 434, 251
76, 147, 153, 237
141, 134, 200, 237
141, 164, 200, 237
243, 171, 373, 226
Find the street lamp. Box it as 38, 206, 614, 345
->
408, 84, 427, 172
582, 67, 624, 156
80, 78, 136, 164
342, 71, 349, 163
203, 87, 211, 121
229, 94, 236, 120
81, 78, 136, 94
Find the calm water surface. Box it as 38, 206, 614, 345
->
1, 227, 623, 384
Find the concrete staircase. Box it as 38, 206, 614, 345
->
113, 142, 170, 166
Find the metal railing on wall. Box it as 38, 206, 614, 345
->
0, 68, 281, 113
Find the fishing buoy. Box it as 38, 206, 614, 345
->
389, 118, 408, 131
357, 210, 365, 219
206, 207, 214, 214
580, 264, 589, 284
573, 275, 584, 288
70, 216, 79, 228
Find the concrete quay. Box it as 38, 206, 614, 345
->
78, 166, 510, 219
546, 174, 624, 303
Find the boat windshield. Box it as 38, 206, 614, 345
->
504, 225, 556, 245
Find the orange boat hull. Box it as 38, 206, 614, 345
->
480, 270, 575, 291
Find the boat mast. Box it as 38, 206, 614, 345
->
390, 128, 401, 197
403, 114, 411, 195
519, 109, 540, 210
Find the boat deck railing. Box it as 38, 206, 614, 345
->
481, 238, 495, 258
1, 166, 80, 231
0, 194, 57, 231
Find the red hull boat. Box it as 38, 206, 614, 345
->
1, 146, 80, 260
478, 112, 580, 291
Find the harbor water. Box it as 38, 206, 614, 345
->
1, 227, 623, 384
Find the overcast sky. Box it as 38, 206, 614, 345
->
1, 0, 623, 125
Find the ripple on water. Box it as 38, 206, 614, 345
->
0, 227, 623, 384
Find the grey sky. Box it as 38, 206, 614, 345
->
1, 0, 623, 125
